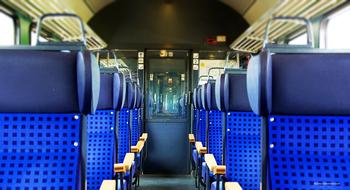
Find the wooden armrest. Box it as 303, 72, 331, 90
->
225, 182, 242, 190
100, 180, 116, 190
114, 163, 126, 173
123, 153, 135, 170
131, 140, 145, 153
140, 133, 148, 141
195, 142, 207, 154
204, 154, 217, 172
214, 165, 226, 175
113, 153, 135, 173
188, 134, 195, 143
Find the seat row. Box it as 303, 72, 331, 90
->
0, 46, 147, 190
189, 41, 350, 190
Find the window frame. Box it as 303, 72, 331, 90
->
320, 3, 350, 49
0, 5, 18, 45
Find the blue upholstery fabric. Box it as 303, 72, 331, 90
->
87, 110, 116, 190
226, 112, 261, 190
199, 110, 207, 144
208, 110, 223, 165
131, 109, 140, 146
0, 113, 81, 189
193, 109, 198, 138
0, 50, 99, 114
269, 115, 350, 189
118, 108, 130, 163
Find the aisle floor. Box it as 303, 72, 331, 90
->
139, 175, 196, 190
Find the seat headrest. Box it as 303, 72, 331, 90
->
201, 83, 209, 110
135, 86, 142, 109
247, 50, 350, 116
206, 80, 218, 110
0, 49, 100, 114
197, 85, 204, 110
97, 72, 126, 111
215, 71, 251, 112
192, 88, 198, 109
123, 80, 137, 109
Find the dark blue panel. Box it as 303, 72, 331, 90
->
208, 110, 223, 165
226, 112, 261, 190
0, 113, 81, 189
132, 109, 140, 146
118, 108, 130, 163
87, 110, 116, 190
199, 110, 206, 144
269, 115, 350, 189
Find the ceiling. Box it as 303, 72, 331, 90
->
80, 0, 278, 24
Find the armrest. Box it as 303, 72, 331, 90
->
123, 153, 135, 170
204, 154, 226, 175
131, 140, 145, 153
99, 180, 115, 190
140, 133, 148, 141
188, 134, 195, 143
114, 153, 135, 173
214, 165, 226, 175
225, 182, 242, 190
195, 141, 207, 154
204, 154, 217, 171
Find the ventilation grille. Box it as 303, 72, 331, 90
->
231, 0, 345, 53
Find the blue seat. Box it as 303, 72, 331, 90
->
211, 71, 262, 190
0, 49, 100, 189
87, 72, 126, 190
247, 49, 350, 189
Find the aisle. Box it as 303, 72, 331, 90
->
139, 175, 196, 190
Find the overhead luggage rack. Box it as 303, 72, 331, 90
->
3, 0, 107, 50
230, 0, 346, 53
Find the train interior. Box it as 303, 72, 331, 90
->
0, 0, 350, 190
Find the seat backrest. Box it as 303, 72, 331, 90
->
131, 85, 142, 146
215, 71, 262, 190
87, 72, 126, 190
202, 79, 223, 164
118, 80, 136, 162
0, 49, 99, 190
248, 49, 350, 190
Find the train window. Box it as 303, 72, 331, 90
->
288, 33, 307, 45
0, 11, 15, 45
31, 29, 48, 46
323, 6, 350, 49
